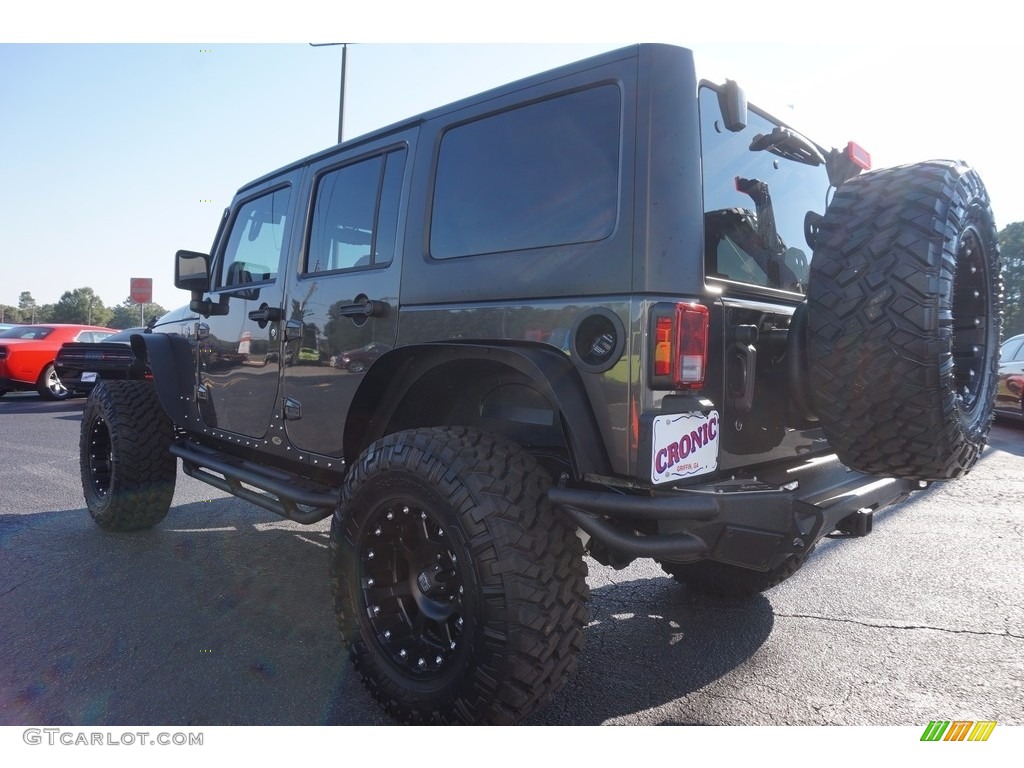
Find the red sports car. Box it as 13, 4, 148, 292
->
0, 324, 118, 400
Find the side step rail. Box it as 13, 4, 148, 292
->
169, 441, 339, 524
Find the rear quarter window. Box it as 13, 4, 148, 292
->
430, 84, 620, 259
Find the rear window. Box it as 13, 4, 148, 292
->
430, 84, 620, 259
102, 328, 147, 343
0, 325, 54, 339
74, 331, 115, 343
699, 86, 829, 294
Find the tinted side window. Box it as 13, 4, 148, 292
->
306, 148, 407, 274
430, 85, 620, 259
218, 187, 291, 289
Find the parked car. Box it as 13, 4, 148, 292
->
334, 341, 389, 373
996, 333, 1024, 421
54, 306, 202, 396
55, 327, 148, 396
0, 324, 118, 400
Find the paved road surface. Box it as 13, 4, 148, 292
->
1, 392, 1021, 726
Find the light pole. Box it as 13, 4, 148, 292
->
310, 43, 348, 144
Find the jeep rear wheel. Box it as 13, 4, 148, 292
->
330, 427, 588, 725
81, 380, 177, 531
807, 161, 1001, 480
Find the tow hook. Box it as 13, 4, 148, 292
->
836, 508, 873, 537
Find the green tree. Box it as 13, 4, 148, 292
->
108, 297, 168, 329
999, 221, 1024, 338
13, 292, 38, 323
51, 287, 114, 326
0, 304, 20, 323
34, 304, 55, 323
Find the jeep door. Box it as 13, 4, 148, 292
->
197, 172, 300, 438
280, 134, 412, 457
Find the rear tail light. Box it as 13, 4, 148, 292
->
649, 303, 709, 390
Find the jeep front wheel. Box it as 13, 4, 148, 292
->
807, 161, 1001, 480
81, 380, 177, 531
330, 427, 589, 725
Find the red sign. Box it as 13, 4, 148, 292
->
130, 277, 153, 304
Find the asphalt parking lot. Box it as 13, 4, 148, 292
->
1, 391, 1021, 726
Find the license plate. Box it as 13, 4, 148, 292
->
81, 372, 97, 383
651, 411, 720, 485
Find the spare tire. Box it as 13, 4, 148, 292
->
807, 161, 1001, 481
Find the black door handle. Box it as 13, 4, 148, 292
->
336, 299, 390, 320
248, 305, 283, 326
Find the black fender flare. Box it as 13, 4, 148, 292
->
343, 342, 612, 478
130, 332, 194, 426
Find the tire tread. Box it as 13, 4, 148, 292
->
330, 426, 588, 725
80, 380, 176, 531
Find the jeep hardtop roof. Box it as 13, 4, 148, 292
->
235, 43, 667, 195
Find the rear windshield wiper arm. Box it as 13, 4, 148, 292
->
749, 126, 825, 167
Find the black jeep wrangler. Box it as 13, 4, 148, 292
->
79, 44, 1001, 725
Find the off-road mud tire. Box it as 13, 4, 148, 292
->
330, 426, 589, 725
660, 548, 813, 599
81, 380, 176, 531
807, 161, 1001, 480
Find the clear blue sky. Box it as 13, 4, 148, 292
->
3, 5, 1020, 313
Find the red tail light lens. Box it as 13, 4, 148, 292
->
677, 304, 709, 386
649, 303, 709, 390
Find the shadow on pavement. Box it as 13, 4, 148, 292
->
523, 578, 773, 725
0, 499, 774, 726
0, 395, 85, 417
0, 500, 383, 726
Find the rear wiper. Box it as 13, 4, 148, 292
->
749, 126, 825, 167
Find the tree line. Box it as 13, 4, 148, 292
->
998, 221, 1024, 339
1, 219, 1022, 337
0, 288, 168, 330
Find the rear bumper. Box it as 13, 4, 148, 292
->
549, 454, 921, 570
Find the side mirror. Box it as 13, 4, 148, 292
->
175, 250, 211, 293
718, 79, 747, 133
175, 250, 228, 317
